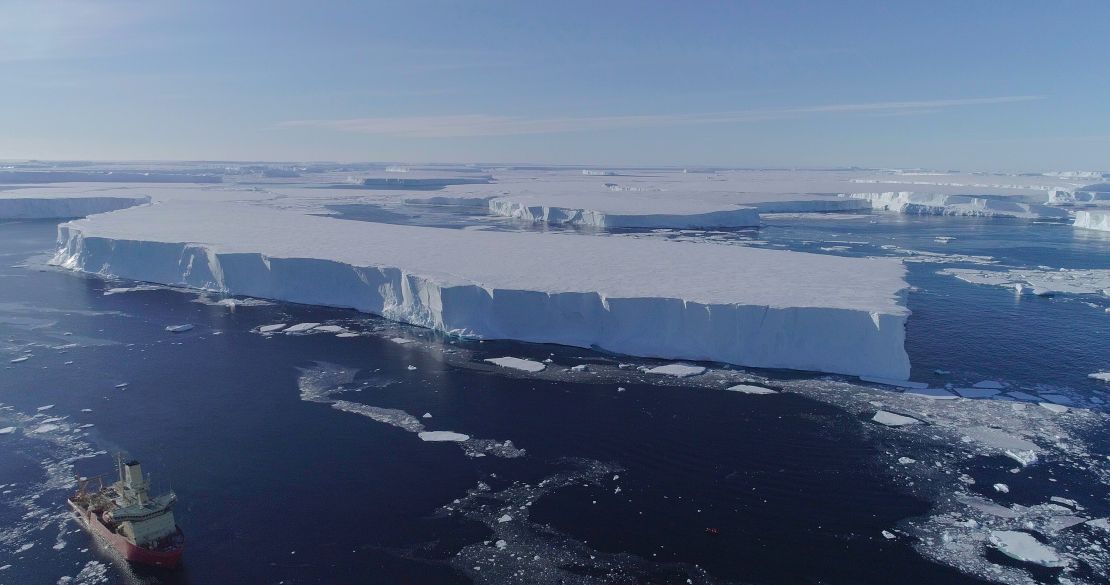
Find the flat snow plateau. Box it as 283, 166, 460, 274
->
55, 200, 912, 378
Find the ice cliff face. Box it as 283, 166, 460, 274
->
52, 202, 912, 379
1074, 210, 1110, 232
0, 196, 151, 219
848, 192, 1069, 219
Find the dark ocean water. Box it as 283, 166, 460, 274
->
1, 214, 1107, 584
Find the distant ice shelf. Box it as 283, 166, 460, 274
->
53, 200, 913, 379
1074, 210, 1110, 232
847, 192, 1069, 219
0, 195, 151, 219
489, 195, 761, 229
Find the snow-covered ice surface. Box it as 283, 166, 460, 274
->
53, 199, 913, 379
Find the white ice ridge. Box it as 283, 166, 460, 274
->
1074, 210, 1110, 232
55, 200, 913, 378
0, 194, 150, 219
847, 192, 1069, 219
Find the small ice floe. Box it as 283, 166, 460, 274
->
406, 365, 417, 371
335, 332, 361, 338
313, 325, 346, 333
284, 322, 320, 334
80, 408, 92, 412
1050, 496, 1080, 509
78, 423, 94, 429
988, 530, 1067, 568
422, 413, 432, 418
1089, 371, 1110, 383
258, 324, 287, 333
645, 364, 706, 378
114, 383, 128, 389
993, 483, 1010, 493
616, 386, 626, 392
954, 387, 1001, 399
897, 457, 916, 464
933, 369, 950, 375
1086, 518, 1110, 531
164, 324, 194, 333
495, 539, 508, 550
483, 357, 546, 373
726, 384, 777, 395
934, 236, 955, 243
871, 411, 921, 427
971, 380, 1005, 389
36, 404, 55, 411
16, 543, 34, 553
418, 431, 470, 442
570, 364, 589, 372
31, 423, 60, 433
881, 530, 896, 539
1039, 402, 1068, 413
859, 376, 928, 389
0, 427, 15, 435
390, 337, 414, 345
497, 514, 513, 523
10, 356, 30, 364
904, 387, 957, 400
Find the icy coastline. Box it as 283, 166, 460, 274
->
53, 201, 912, 378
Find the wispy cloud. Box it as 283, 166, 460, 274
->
279, 96, 1044, 138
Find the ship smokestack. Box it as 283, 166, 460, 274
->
123, 460, 147, 503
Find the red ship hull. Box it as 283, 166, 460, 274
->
69, 500, 184, 568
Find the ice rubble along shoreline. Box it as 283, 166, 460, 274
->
53, 201, 913, 379
0, 195, 151, 219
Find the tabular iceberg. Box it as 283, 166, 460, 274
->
53, 201, 912, 379
1074, 210, 1110, 232
848, 192, 1069, 219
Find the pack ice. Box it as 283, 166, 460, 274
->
54, 200, 912, 379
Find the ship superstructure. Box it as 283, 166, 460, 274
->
68, 455, 184, 568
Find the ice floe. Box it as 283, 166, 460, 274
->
871, 410, 922, 427
989, 530, 1067, 568
939, 267, 1110, 297
644, 364, 706, 378
726, 384, 778, 394
484, 357, 546, 373
418, 431, 470, 442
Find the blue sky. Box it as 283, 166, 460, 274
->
2, 0, 1107, 170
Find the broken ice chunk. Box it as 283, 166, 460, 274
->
1039, 402, 1068, 413
972, 380, 1005, 389
259, 324, 287, 333
284, 322, 320, 333
165, 324, 194, 333
993, 483, 1009, 493
871, 411, 921, 427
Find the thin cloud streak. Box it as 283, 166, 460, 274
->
280, 96, 1045, 138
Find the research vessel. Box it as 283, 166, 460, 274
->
68, 455, 184, 568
